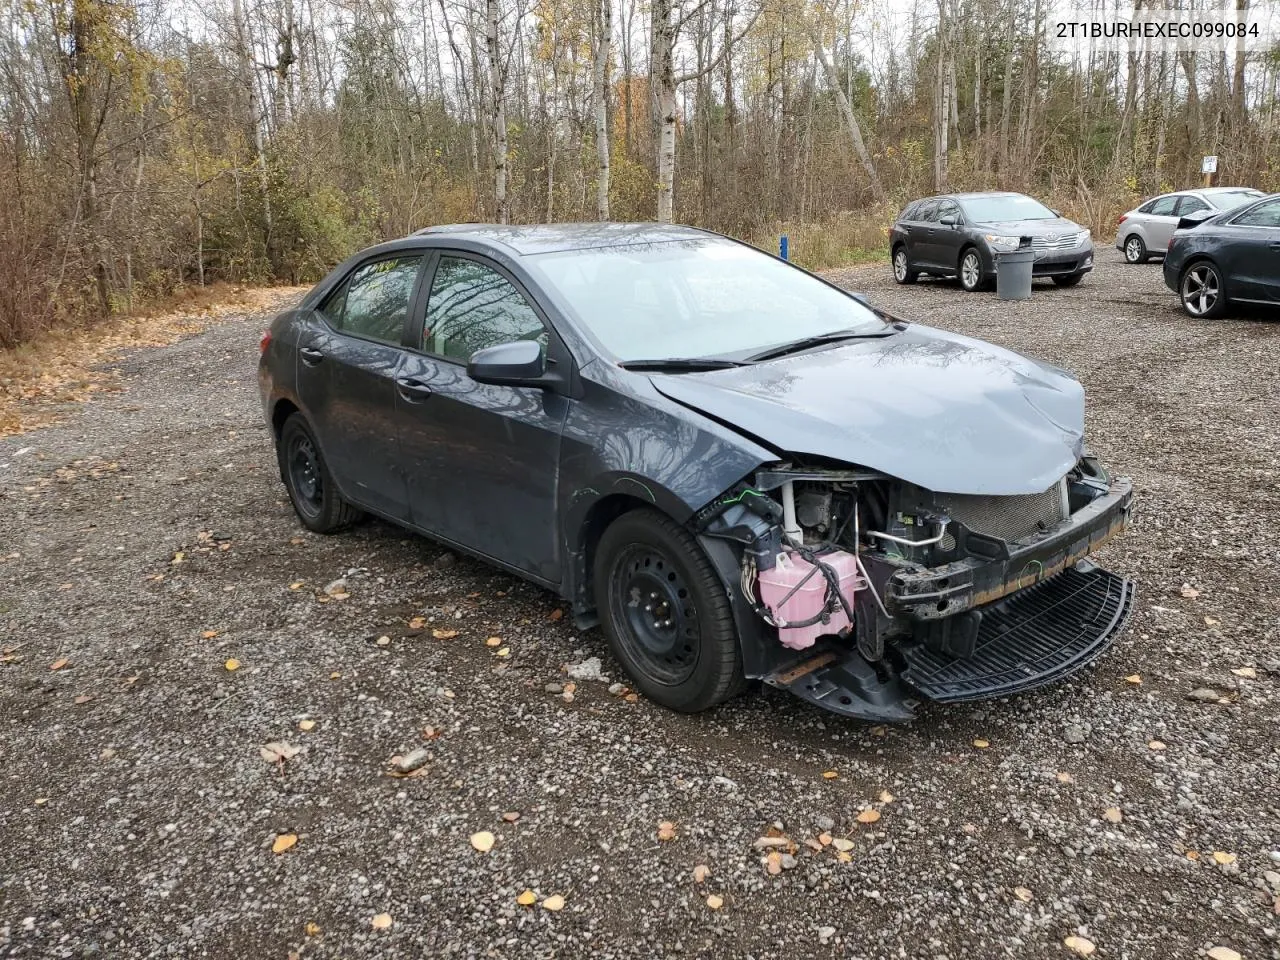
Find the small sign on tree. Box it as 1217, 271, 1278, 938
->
1202, 156, 1218, 174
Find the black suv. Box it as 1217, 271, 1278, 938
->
890, 192, 1095, 291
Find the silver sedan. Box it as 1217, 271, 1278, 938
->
1115, 187, 1264, 263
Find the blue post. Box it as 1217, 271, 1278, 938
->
780, 235, 789, 260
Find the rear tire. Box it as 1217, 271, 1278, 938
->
892, 246, 918, 284
1123, 235, 1148, 264
593, 508, 744, 713
958, 248, 988, 292
1053, 272, 1085, 288
1179, 260, 1227, 319
278, 413, 363, 534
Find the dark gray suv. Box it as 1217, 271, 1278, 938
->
890, 192, 1095, 291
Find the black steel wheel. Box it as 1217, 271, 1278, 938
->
277, 413, 363, 533
594, 508, 744, 712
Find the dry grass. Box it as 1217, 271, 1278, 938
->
0, 283, 307, 438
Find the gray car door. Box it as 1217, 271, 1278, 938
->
1143, 195, 1182, 250
295, 253, 425, 522
393, 252, 569, 581
1226, 198, 1280, 302
933, 199, 964, 270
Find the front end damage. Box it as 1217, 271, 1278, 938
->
697, 457, 1134, 722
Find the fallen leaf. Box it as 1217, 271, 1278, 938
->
272, 833, 298, 854
1231, 666, 1257, 679
470, 831, 495, 853
516, 890, 536, 906
171, 551, 185, 565
804, 837, 824, 853
753, 836, 790, 850
485, 636, 502, 647
200, 630, 219, 639
705, 894, 724, 910
34, 797, 49, 806
1147, 739, 1166, 751
879, 790, 896, 803
541, 894, 565, 911
224, 658, 241, 672
765, 851, 782, 875
693, 864, 710, 883
1064, 935, 1096, 956
371, 913, 392, 930
822, 770, 839, 779
289, 582, 304, 591
657, 821, 677, 841
496, 647, 510, 658
1013, 886, 1033, 902
973, 738, 990, 749
624, 692, 639, 703
408, 616, 426, 629
304, 922, 320, 936
375, 635, 391, 647
329, 671, 341, 680
74, 694, 92, 705
298, 719, 316, 732
1207, 948, 1242, 960
289, 536, 305, 546
1274, 894, 1280, 915
563, 681, 577, 694
856, 809, 881, 824
817, 832, 833, 846
502, 811, 521, 823
1124, 674, 1142, 685
1102, 807, 1123, 824
835, 850, 853, 863
50, 658, 69, 671
432, 628, 459, 640
260, 741, 302, 763
1186, 850, 1200, 861
831, 838, 854, 853
1179, 583, 1200, 599
1056, 772, 1074, 784
1212, 851, 1236, 865
1204, 616, 1219, 626
549, 608, 564, 621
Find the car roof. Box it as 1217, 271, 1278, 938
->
409, 222, 718, 255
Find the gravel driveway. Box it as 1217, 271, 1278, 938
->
2, 254, 1279, 960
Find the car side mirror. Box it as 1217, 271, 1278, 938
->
939, 216, 957, 227
467, 340, 548, 387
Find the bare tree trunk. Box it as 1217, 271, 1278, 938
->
485, 0, 509, 223
593, 0, 612, 219
232, 0, 274, 270
651, 0, 677, 222
811, 29, 884, 200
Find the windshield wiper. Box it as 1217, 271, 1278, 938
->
618, 357, 745, 372
745, 327, 901, 363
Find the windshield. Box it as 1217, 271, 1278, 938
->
959, 194, 1057, 223
1210, 189, 1265, 210
529, 239, 885, 362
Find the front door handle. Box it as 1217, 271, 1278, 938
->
1269, 241, 1280, 250
395, 377, 434, 400
300, 346, 325, 365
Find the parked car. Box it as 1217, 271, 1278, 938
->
1164, 193, 1280, 318
1116, 187, 1265, 263
260, 223, 1134, 723
890, 192, 1094, 291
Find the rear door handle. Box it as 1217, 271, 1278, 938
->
1269, 241, 1280, 250
300, 346, 325, 365
395, 376, 433, 400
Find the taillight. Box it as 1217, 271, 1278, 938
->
259, 331, 272, 355
1117, 214, 1128, 226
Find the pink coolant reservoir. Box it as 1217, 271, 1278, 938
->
757, 549, 864, 650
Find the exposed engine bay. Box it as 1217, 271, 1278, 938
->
697, 455, 1134, 721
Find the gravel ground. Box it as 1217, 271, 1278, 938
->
2, 253, 1279, 960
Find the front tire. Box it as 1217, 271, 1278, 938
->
593, 508, 744, 713
1123, 235, 1148, 264
277, 413, 363, 533
1053, 272, 1085, 288
1180, 260, 1227, 318
892, 247, 918, 284
959, 248, 987, 292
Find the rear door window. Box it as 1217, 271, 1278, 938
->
935, 200, 961, 223
1176, 196, 1210, 215
1148, 196, 1179, 216
1232, 199, 1280, 227
916, 200, 941, 223
321, 255, 423, 344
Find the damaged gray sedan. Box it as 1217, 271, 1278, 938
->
259, 223, 1134, 722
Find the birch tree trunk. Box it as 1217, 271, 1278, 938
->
593, 0, 612, 220
651, 0, 677, 223
484, 0, 509, 223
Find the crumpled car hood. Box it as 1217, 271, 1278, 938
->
650, 325, 1085, 496
971, 216, 1086, 237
